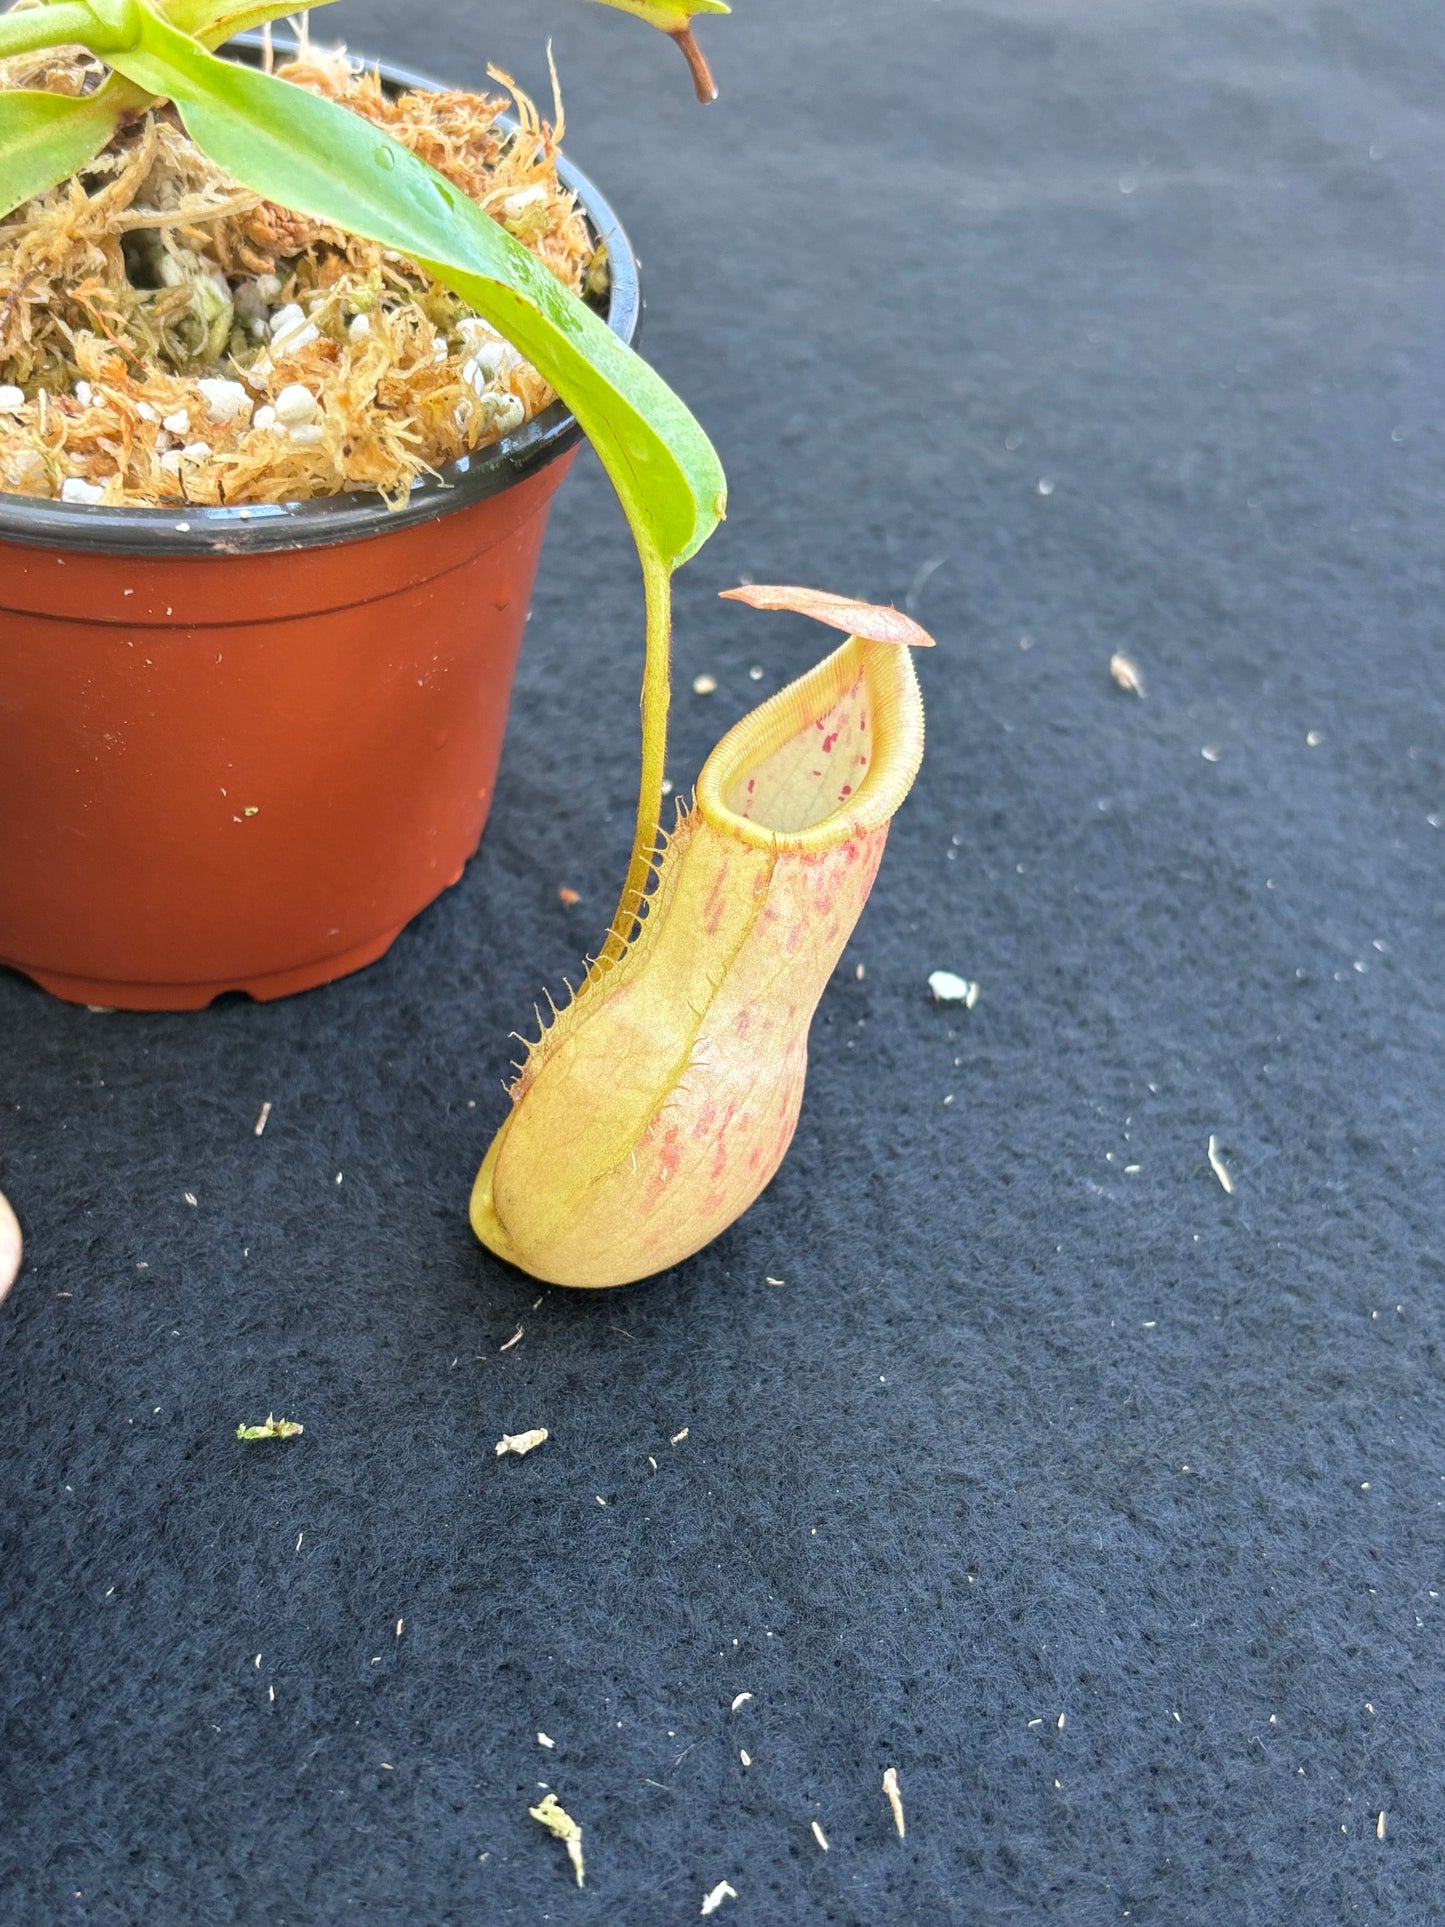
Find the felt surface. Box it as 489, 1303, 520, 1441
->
2, 1, 1443, 1920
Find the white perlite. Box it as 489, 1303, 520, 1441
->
197, 377, 253, 425
274, 385, 320, 427
268, 303, 319, 354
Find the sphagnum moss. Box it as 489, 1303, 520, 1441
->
0, 43, 593, 505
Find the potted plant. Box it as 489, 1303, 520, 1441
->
0, 0, 719, 1009
0, 0, 930, 1286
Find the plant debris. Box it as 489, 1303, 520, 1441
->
700, 1880, 738, 1916
529, 1791, 585, 1887
495, 1426, 549, 1457
0, 44, 594, 507
883, 1765, 906, 1837
1207, 1134, 1234, 1195
928, 969, 979, 1007
236, 1414, 303, 1440
1109, 652, 1145, 696
811, 1819, 830, 1852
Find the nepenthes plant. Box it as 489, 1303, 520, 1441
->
0, 0, 929, 1288
472, 587, 932, 1287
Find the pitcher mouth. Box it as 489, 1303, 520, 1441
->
694, 636, 927, 855
0, 36, 641, 559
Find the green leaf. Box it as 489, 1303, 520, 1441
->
100, 4, 726, 568
0, 3, 99, 65
0, 80, 133, 218
174, 0, 343, 50
590, 0, 730, 26
0, 0, 337, 218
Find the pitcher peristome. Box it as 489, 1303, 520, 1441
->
470, 588, 932, 1288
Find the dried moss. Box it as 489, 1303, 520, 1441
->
0, 44, 595, 506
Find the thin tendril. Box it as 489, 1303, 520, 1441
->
595, 548, 671, 974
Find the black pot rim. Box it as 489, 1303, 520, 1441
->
0, 36, 641, 557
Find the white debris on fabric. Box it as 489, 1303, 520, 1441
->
1207, 1135, 1234, 1195
883, 1766, 905, 1837
700, 1880, 738, 1915
1109, 652, 1145, 696
928, 970, 979, 1008
495, 1428, 549, 1458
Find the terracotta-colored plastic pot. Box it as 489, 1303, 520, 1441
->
0, 50, 640, 1011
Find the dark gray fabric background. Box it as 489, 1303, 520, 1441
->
2, 1, 1443, 1920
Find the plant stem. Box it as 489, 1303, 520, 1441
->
0, 4, 99, 58
596, 548, 672, 973
669, 27, 717, 105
